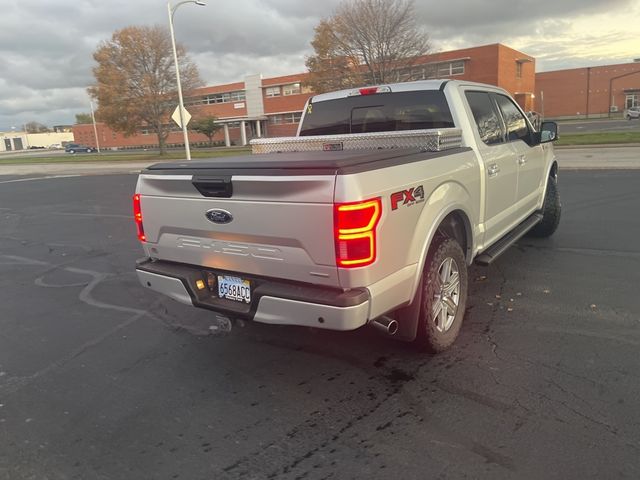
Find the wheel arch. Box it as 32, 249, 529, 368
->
542, 159, 559, 199
549, 160, 558, 180
410, 198, 475, 304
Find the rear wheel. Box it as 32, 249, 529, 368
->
417, 236, 468, 353
529, 175, 561, 237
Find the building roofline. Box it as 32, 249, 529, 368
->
538, 61, 640, 75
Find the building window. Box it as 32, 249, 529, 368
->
185, 91, 245, 106
516, 62, 523, 79
268, 112, 302, 124
283, 83, 301, 96
626, 94, 639, 108
436, 61, 465, 77
265, 86, 281, 97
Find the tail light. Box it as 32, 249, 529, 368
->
132, 194, 146, 242
334, 198, 382, 268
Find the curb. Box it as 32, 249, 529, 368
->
555, 143, 640, 149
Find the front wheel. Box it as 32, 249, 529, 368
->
529, 175, 561, 237
86, 148, 92, 153
416, 236, 468, 353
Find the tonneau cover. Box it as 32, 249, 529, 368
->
144, 147, 466, 176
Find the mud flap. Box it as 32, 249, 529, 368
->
392, 276, 423, 342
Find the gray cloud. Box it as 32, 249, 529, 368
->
0, 0, 636, 130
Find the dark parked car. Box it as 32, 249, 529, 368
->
65, 143, 96, 153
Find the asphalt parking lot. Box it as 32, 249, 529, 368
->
1, 171, 639, 479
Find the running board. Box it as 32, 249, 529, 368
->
475, 213, 543, 266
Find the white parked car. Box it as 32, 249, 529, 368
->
625, 106, 640, 120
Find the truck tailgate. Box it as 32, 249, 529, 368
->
137, 171, 339, 287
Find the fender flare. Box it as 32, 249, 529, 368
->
411, 202, 475, 299
395, 189, 475, 342
539, 159, 559, 208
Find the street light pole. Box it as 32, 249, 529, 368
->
90, 100, 101, 154
167, 0, 206, 160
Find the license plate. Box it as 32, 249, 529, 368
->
217, 275, 251, 303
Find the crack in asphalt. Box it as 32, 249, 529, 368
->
0, 254, 160, 397
517, 242, 640, 260
483, 263, 508, 361
219, 336, 517, 478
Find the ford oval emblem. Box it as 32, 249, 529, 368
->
205, 209, 233, 224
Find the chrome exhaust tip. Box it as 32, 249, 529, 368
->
371, 315, 398, 336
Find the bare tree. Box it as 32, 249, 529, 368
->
25, 121, 50, 133
305, 0, 431, 93
89, 25, 201, 154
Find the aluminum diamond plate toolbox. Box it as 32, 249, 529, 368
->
250, 128, 462, 154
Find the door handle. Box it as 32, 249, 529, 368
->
487, 163, 500, 177
518, 155, 527, 166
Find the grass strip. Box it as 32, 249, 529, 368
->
555, 132, 640, 146
0, 147, 251, 165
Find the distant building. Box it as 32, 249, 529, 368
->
52, 125, 73, 133
0, 130, 74, 151
73, 43, 536, 148
535, 61, 640, 119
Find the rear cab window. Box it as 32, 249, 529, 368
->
299, 91, 455, 136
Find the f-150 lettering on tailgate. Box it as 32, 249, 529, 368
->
176, 237, 284, 261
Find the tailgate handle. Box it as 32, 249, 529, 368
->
192, 176, 233, 198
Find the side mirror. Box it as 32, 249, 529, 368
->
539, 121, 558, 143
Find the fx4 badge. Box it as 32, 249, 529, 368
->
391, 186, 425, 210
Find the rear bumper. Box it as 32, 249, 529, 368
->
136, 259, 370, 331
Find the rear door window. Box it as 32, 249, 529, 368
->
465, 91, 504, 145
299, 91, 454, 136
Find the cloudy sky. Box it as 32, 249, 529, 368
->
1, 0, 638, 130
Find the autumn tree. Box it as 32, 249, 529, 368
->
305, 0, 431, 93
304, 20, 363, 93
190, 116, 223, 147
89, 25, 201, 154
25, 121, 50, 133
75, 113, 93, 124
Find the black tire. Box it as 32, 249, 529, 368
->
86, 148, 92, 153
68, 149, 75, 154
416, 236, 468, 353
529, 176, 561, 237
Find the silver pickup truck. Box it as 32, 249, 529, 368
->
133, 80, 560, 352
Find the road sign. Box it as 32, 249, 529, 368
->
171, 105, 192, 128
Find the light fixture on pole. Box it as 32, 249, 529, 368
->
90, 100, 101, 153
168, 0, 206, 160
